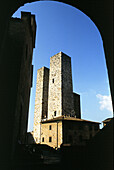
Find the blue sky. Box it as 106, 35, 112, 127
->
13, 1, 113, 131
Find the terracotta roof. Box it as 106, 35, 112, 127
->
41, 115, 100, 124
102, 118, 113, 123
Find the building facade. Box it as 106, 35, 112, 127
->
7, 12, 36, 159
40, 116, 100, 148
33, 67, 49, 143
48, 52, 75, 119
73, 93, 81, 119
33, 52, 100, 147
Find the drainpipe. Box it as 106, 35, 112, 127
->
57, 121, 59, 148
40, 122, 41, 143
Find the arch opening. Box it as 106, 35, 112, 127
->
12, 1, 113, 132
0, 0, 112, 169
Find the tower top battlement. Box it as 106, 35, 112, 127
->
50, 51, 71, 59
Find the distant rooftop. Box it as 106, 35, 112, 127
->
50, 51, 71, 59
102, 117, 113, 123
41, 115, 100, 124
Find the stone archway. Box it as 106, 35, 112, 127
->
0, 0, 113, 105
0, 0, 113, 169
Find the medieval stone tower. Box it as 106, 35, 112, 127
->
33, 52, 80, 143
33, 67, 49, 143
48, 52, 74, 119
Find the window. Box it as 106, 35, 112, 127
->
90, 134, 92, 138
54, 111, 56, 116
69, 124, 73, 130
49, 125, 52, 130
52, 79, 54, 83
33, 148, 35, 152
79, 125, 83, 130
94, 125, 98, 131
89, 125, 92, 131
79, 135, 82, 142
74, 131, 77, 135
68, 135, 73, 143
42, 137, 44, 142
49, 137, 52, 142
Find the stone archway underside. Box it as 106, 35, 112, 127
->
0, 0, 113, 106
0, 1, 113, 169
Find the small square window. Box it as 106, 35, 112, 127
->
49, 137, 52, 142
90, 134, 92, 138
68, 135, 73, 143
94, 125, 98, 131
69, 124, 73, 130
79, 135, 82, 142
49, 125, 52, 130
89, 126, 92, 131
42, 137, 44, 142
74, 131, 77, 135
79, 125, 83, 130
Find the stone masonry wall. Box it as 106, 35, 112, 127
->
40, 120, 99, 148
41, 121, 63, 148
48, 52, 62, 119
48, 52, 74, 119
61, 52, 74, 116
7, 12, 36, 160
73, 93, 81, 118
33, 67, 49, 143
42, 67, 49, 119
63, 121, 99, 145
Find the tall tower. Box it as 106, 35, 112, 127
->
73, 93, 81, 118
48, 52, 75, 119
33, 67, 49, 143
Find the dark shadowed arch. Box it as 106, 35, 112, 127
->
0, 0, 113, 104
0, 0, 113, 169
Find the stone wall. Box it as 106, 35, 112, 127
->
61, 52, 74, 116
40, 119, 99, 148
41, 121, 63, 148
13, 12, 36, 145
42, 67, 49, 119
73, 93, 81, 118
63, 121, 99, 145
48, 52, 74, 119
48, 52, 62, 119
6, 12, 36, 160
33, 67, 49, 143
